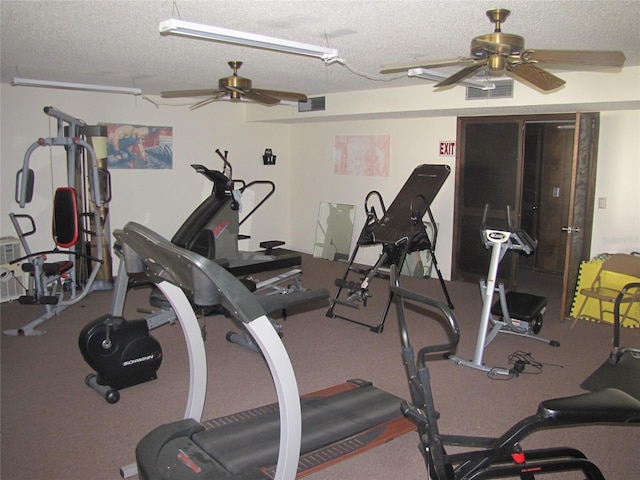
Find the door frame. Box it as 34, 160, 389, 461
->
452, 113, 598, 318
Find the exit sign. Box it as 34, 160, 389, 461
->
439, 141, 456, 156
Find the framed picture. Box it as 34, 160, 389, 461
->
333, 135, 390, 177
105, 123, 173, 169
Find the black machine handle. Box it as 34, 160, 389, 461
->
101, 169, 113, 203
612, 282, 640, 351
15, 168, 35, 205
389, 265, 460, 367
9, 213, 37, 238
239, 180, 276, 227
215, 148, 233, 179
410, 194, 427, 220
482, 203, 515, 231
364, 190, 386, 223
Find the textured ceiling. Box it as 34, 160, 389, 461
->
1, 0, 639, 102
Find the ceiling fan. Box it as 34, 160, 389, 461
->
161, 61, 308, 108
380, 8, 626, 92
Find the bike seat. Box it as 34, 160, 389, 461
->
539, 388, 640, 423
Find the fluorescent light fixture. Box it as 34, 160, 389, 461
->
408, 68, 495, 91
160, 18, 339, 61
12, 78, 142, 95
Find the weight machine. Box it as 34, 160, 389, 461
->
4, 106, 111, 336
449, 205, 559, 376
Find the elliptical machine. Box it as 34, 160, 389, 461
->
390, 265, 640, 479
79, 149, 329, 403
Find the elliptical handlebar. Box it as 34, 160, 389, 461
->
215, 148, 233, 179
389, 265, 460, 367
192, 149, 277, 225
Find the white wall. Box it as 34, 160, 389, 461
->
250, 66, 640, 277
0, 87, 293, 266
592, 110, 640, 255
287, 117, 457, 276
282, 110, 640, 279
2, 67, 639, 282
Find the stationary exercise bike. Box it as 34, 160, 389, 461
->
449, 205, 559, 376
390, 265, 640, 479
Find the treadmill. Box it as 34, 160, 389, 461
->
113, 222, 414, 480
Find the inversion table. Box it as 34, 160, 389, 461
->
326, 164, 453, 333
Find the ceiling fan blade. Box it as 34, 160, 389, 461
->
522, 49, 626, 67
380, 57, 475, 74
252, 88, 307, 102
509, 63, 566, 91
189, 95, 224, 110
227, 87, 280, 105
434, 61, 487, 88
161, 89, 221, 98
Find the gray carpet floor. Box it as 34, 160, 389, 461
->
2, 253, 639, 479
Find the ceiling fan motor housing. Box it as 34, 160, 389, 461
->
471, 33, 525, 57
219, 75, 252, 100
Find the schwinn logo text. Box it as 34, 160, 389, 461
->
123, 354, 157, 367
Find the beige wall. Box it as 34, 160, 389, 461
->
2, 67, 639, 279
0, 87, 293, 260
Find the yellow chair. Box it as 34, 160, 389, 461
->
572, 253, 640, 328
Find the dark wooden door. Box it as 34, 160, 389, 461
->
454, 114, 598, 319
521, 122, 575, 274
560, 112, 599, 318
454, 118, 523, 286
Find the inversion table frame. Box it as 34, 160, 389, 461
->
326, 164, 453, 333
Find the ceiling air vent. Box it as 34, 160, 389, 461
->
466, 80, 513, 100
298, 96, 326, 112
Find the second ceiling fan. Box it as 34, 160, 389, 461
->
161, 61, 308, 109
380, 8, 626, 91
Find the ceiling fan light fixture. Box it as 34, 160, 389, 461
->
408, 68, 495, 90
159, 19, 339, 61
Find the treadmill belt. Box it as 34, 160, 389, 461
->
194, 380, 414, 477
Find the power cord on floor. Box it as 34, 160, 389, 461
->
508, 351, 542, 375
508, 351, 564, 377
486, 351, 564, 380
